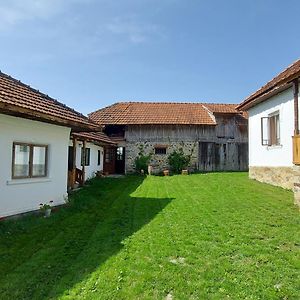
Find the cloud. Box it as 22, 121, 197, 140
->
106, 16, 161, 44
0, 0, 85, 30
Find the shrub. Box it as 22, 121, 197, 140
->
168, 148, 190, 174
134, 145, 152, 174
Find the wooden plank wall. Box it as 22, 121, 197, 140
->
124, 113, 248, 171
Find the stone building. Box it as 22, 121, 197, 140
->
89, 102, 248, 174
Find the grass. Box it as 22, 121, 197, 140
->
0, 173, 299, 299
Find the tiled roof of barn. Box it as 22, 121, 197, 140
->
0, 71, 98, 130
89, 102, 244, 126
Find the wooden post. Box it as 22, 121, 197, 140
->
72, 137, 77, 189
82, 139, 86, 185
293, 79, 299, 135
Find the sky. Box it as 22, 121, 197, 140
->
0, 0, 300, 115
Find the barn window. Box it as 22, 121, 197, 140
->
155, 146, 167, 155
81, 148, 90, 166
12, 143, 48, 179
261, 112, 280, 146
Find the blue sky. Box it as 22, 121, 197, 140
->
0, 0, 300, 115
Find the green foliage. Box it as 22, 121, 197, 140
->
168, 148, 191, 174
0, 174, 298, 299
39, 201, 53, 212
134, 144, 151, 174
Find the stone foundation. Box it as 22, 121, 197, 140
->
293, 165, 300, 207
249, 166, 295, 190
125, 141, 198, 174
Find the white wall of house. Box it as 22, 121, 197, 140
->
0, 114, 71, 218
248, 87, 295, 167
70, 141, 104, 180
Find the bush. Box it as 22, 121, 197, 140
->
168, 148, 190, 174
134, 145, 152, 174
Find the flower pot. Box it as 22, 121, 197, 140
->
44, 208, 51, 218
163, 170, 169, 176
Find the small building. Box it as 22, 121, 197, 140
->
237, 59, 300, 206
0, 72, 111, 218
89, 102, 248, 174
69, 132, 116, 187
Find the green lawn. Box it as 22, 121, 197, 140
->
0, 173, 299, 299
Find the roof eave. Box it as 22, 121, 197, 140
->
0, 102, 99, 131
237, 82, 293, 111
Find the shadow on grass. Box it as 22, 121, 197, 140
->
0, 176, 173, 299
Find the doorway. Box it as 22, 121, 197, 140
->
115, 147, 125, 174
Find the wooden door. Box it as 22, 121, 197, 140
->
103, 147, 116, 174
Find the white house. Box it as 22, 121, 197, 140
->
69, 132, 116, 185
0, 71, 112, 218
238, 59, 300, 206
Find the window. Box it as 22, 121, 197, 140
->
116, 147, 124, 161
12, 143, 48, 179
155, 147, 167, 155
81, 148, 90, 166
105, 148, 114, 163
261, 112, 280, 146
97, 150, 101, 166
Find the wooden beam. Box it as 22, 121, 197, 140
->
293, 79, 299, 135
72, 137, 77, 189
82, 139, 86, 185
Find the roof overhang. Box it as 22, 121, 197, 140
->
237, 82, 293, 111
0, 102, 100, 132
71, 132, 117, 146
238, 74, 300, 111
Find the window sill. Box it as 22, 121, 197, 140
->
6, 178, 52, 186
267, 144, 283, 150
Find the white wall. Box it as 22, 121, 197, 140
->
248, 87, 295, 167
70, 141, 103, 180
0, 114, 71, 218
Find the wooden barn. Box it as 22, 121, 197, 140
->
89, 102, 248, 174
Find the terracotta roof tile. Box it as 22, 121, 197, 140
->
89, 102, 244, 125
0, 71, 97, 129
72, 132, 116, 145
238, 58, 300, 110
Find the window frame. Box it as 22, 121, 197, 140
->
155, 146, 167, 155
81, 147, 91, 166
261, 111, 280, 146
12, 142, 48, 179
268, 111, 280, 146
105, 148, 114, 163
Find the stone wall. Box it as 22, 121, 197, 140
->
125, 141, 198, 174
249, 166, 295, 190
293, 165, 300, 207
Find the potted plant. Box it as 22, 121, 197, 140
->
39, 201, 53, 218
163, 169, 169, 176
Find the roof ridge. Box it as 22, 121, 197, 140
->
242, 58, 300, 103
0, 71, 89, 120
88, 102, 121, 117
102, 101, 238, 105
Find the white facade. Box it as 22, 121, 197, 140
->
248, 88, 296, 167
70, 141, 104, 180
0, 114, 71, 218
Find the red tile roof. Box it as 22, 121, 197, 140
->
0, 71, 98, 130
72, 132, 116, 145
89, 102, 244, 126
238, 58, 300, 110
